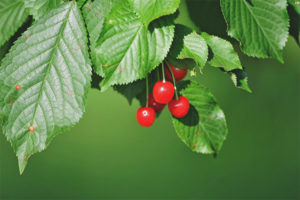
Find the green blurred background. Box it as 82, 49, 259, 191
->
1, 0, 299, 199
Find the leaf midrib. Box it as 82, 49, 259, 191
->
29, 3, 74, 127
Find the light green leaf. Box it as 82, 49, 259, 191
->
24, 0, 63, 20
171, 80, 228, 154
288, 0, 300, 14
221, 0, 289, 63
94, 0, 175, 90
0, 0, 29, 47
202, 32, 242, 71
0, 2, 91, 174
129, 0, 180, 26
169, 24, 208, 69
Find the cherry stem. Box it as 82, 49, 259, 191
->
146, 75, 149, 107
161, 63, 166, 82
165, 62, 179, 100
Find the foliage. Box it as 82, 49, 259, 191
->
0, 0, 29, 47
172, 80, 227, 154
0, 0, 298, 174
24, 0, 63, 20
221, 0, 289, 63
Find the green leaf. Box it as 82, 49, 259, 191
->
114, 70, 158, 106
91, 70, 103, 90
0, 2, 91, 174
288, 0, 300, 14
24, 0, 63, 20
128, 0, 180, 26
169, 24, 208, 69
171, 80, 228, 154
82, 0, 114, 76
114, 78, 146, 106
201, 33, 251, 92
0, 0, 29, 47
167, 56, 197, 70
201, 32, 242, 71
0, 42, 11, 63
221, 0, 289, 63
77, 0, 87, 8
94, 0, 175, 90
228, 69, 252, 93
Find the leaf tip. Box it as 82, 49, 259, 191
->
241, 85, 252, 93
18, 158, 28, 175
246, 87, 253, 93
277, 56, 285, 64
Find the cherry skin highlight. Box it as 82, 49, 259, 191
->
136, 107, 155, 127
168, 96, 190, 118
148, 92, 165, 113
165, 63, 187, 82
152, 80, 174, 104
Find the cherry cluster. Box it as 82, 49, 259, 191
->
136, 63, 190, 127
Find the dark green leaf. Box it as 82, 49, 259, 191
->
171, 80, 228, 154
221, 0, 289, 63
288, 3, 300, 44
288, 0, 300, 14
91, 70, 103, 90
0, 42, 11, 64
114, 70, 159, 106
0, 2, 91, 174
167, 56, 197, 70
114, 79, 146, 106
228, 69, 252, 93
0, 0, 29, 47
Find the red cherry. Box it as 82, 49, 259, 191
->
168, 96, 190, 118
165, 63, 187, 82
136, 107, 155, 127
148, 92, 165, 113
152, 80, 174, 104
